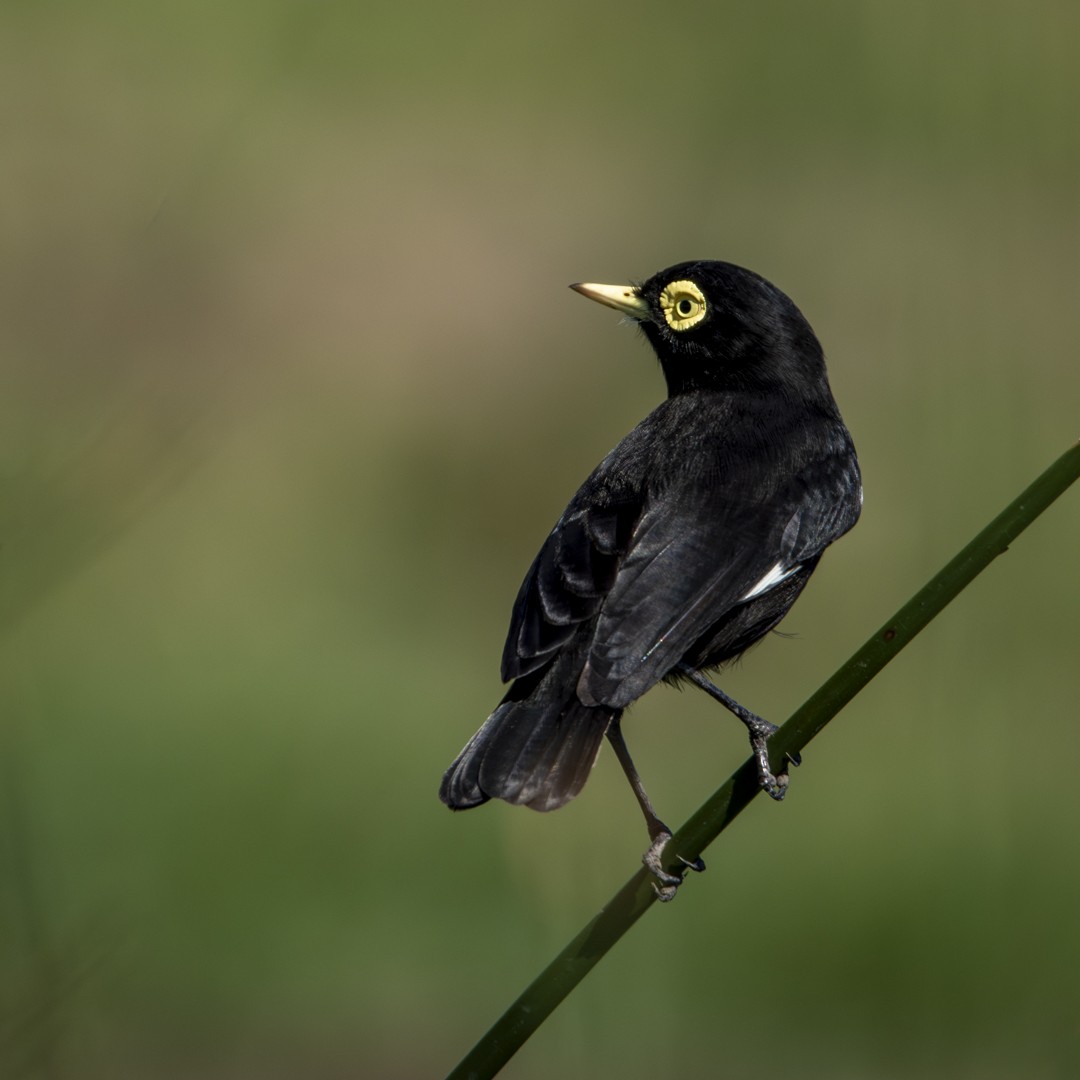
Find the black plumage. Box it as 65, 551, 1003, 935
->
440, 260, 861, 898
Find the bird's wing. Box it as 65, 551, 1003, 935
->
500, 390, 861, 704
500, 495, 642, 681
579, 449, 861, 709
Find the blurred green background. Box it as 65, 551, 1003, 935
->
2, 2, 1079, 1077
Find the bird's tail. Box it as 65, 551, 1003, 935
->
439, 652, 617, 813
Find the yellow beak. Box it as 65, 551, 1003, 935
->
569, 281, 650, 320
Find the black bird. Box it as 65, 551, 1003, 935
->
440, 260, 861, 898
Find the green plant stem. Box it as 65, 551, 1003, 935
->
445, 440, 1080, 1080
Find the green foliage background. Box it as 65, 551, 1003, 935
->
2, 2, 1078, 1077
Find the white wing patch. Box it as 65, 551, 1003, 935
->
742, 562, 802, 602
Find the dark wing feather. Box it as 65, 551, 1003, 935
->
580, 439, 861, 709
501, 499, 638, 681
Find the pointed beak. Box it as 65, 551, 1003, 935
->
569, 281, 650, 320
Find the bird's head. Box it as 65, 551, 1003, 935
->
571, 260, 829, 399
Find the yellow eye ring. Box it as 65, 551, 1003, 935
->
659, 280, 707, 331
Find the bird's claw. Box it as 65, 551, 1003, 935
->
761, 770, 789, 801
750, 728, 796, 802
643, 832, 705, 901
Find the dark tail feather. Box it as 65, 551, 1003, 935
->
440, 657, 617, 813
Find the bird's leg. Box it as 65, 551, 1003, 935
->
677, 664, 798, 801
605, 721, 705, 901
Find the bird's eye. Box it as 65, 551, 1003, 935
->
659, 280, 707, 331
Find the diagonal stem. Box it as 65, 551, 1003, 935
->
444, 440, 1080, 1080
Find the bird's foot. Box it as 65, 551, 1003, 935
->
746, 719, 795, 802
642, 831, 706, 902
678, 666, 800, 799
